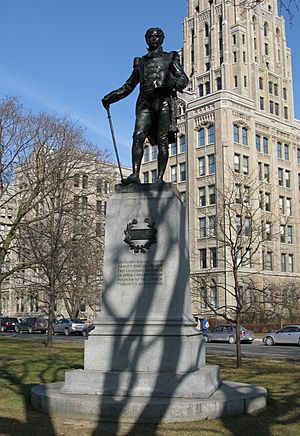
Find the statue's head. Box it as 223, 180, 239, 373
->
145, 27, 165, 49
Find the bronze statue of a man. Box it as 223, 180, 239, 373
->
102, 27, 188, 184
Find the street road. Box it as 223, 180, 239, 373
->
1, 332, 299, 360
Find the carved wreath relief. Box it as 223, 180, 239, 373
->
124, 218, 157, 254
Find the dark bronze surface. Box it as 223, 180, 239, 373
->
102, 28, 188, 185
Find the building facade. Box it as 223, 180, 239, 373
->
141, 0, 300, 319
2, 160, 130, 322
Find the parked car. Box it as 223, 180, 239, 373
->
52, 318, 89, 336
202, 324, 255, 344
15, 316, 48, 334
1, 316, 19, 332
262, 325, 300, 346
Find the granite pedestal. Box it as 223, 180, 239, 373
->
31, 184, 267, 422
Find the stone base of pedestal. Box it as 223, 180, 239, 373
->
31, 381, 267, 423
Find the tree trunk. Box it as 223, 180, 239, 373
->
46, 288, 55, 347
235, 314, 242, 368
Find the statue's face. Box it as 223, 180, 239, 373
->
146, 30, 164, 50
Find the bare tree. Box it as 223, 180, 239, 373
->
191, 169, 287, 367
20, 139, 115, 346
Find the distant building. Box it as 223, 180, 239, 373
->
141, 0, 300, 319
2, 159, 130, 322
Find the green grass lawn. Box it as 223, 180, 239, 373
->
0, 337, 299, 436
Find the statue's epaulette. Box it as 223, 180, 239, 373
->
133, 57, 142, 67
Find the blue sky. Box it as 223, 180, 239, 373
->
0, 0, 299, 167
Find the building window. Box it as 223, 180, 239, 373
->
96, 179, 102, 193
210, 248, 218, 268
210, 284, 218, 307
200, 249, 207, 269
242, 127, 248, 145
199, 128, 205, 147
284, 144, 289, 160
265, 251, 273, 270
81, 196, 88, 209
269, 100, 274, 114
243, 156, 249, 175
199, 187, 206, 206
278, 168, 283, 186
265, 43, 269, 55
244, 76, 247, 87
286, 198, 292, 216
284, 106, 288, 119
209, 215, 216, 236
285, 170, 291, 188
200, 286, 208, 309
82, 175, 88, 189
208, 125, 215, 144
268, 81, 273, 94
73, 173, 80, 188
265, 193, 271, 211
208, 154, 215, 174
275, 103, 279, 116
266, 222, 272, 240
205, 81, 210, 94
232, 34, 236, 45
264, 22, 268, 37
234, 75, 238, 87
274, 83, 278, 96
151, 169, 157, 182
259, 77, 263, 90
256, 134, 261, 151
264, 164, 270, 182
180, 191, 186, 204
209, 185, 216, 204
234, 154, 240, 172
143, 172, 149, 183
96, 200, 101, 214
281, 254, 286, 272
242, 34, 245, 44
279, 196, 284, 214
198, 157, 205, 176
235, 184, 241, 204
283, 87, 287, 100
280, 224, 286, 243
199, 83, 204, 97
171, 142, 177, 155
288, 254, 294, 272
244, 217, 251, 236
171, 165, 177, 183
152, 145, 157, 160
287, 226, 293, 244
235, 215, 242, 234
263, 137, 269, 154
277, 142, 282, 159
74, 195, 80, 209
243, 51, 246, 62
205, 44, 209, 56
205, 22, 209, 37
233, 51, 237, 62
297, 148, 300, 165
180, 135, 186, 153
180, 163, 186, 181
233, 124, 239, 143
199, 217, 206, 238
260, 97, 264, 110
216, 77, 222, 90
144, 144, 149, 162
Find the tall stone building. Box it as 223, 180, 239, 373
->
141, 0, 300, 319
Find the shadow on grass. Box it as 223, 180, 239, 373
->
0, 340, 83, 436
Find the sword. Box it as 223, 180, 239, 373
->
106, 107, 124, 182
